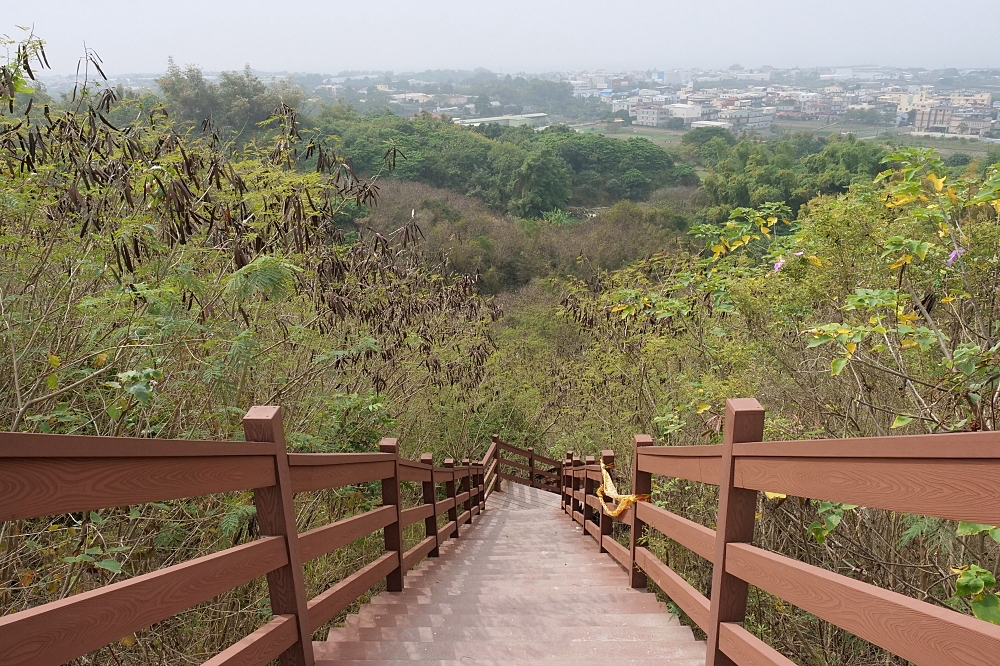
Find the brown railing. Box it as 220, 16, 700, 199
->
494, 437, 560, 493
0, 406, 499, 666
559, 398, 1000, 666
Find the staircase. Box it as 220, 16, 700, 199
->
314, 483, 706, 665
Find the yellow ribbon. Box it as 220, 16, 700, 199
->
595, 461, 649, 518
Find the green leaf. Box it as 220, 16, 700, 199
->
891, 415, 914, 429
957, 521, 997, 537
973, 594, 1000, 625
107, 403, 123, 420
957, 574, 986, 597
47, 374, 58, 391
95, 559, 122, 573
831, 358, 848, 376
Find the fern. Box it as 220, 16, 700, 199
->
223, 255, 301, 306
220, 504, 257, 540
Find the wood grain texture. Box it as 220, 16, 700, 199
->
602, 536, 630, 570
288, 461, 395, 494
635, 547, 711, 630
397, 463, 432, 482
420, 453, 439, 558
636, 502, 716, 560
0, 456, 275, 521
718, 622, 796, 666
584, 519, 600, 539
0, 537, 286, 666
707, 398, 764, 666
297, 506, 396, 562
437, 496, 457, 512
244, 407, 313, 666
444, 459, 459, 540
629, 435, 654, 589
497, 442, 558, 467
200, 614, 298, 666
586, 495, 601, 511
306, 552, 397, 632
456, 491, 471, 506
637, 454, 721, 485
735, 457, 1000, 524
726, 542, 1000, 666
0, 432, 275, 457
287, 452, 392, 466
457, 510, 471, 525
400, 503, 434, 527
379, 439, 404, 593
437, 521, 457, 542
734, 430, 1000, 459
402, 536, 436, 571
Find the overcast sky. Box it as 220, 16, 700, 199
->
6, 0, 999, 76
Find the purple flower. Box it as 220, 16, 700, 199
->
793, 251, 804, 257
773, 260, 785, 272
947, 248, 966, 266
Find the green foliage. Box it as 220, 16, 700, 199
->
314, 107, 686, 214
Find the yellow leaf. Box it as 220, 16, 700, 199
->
18, 569, 35, 587
940, 296, 955, 304
47, 354, 61, 368
901, 339, 918, 349
845, 343, 857, 358
889, 254, 912, 270
695, 402, 711, 414
836, 327, 851, 335
755, 512, 763, 519
887, 193, 916, 207
764, 492, 786, 500
807, 255, 823, 267
120, 635, 136, 648
927, 173, 946, 192
92, 353, 109, 368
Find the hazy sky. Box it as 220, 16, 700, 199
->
6, 0, 1000, 76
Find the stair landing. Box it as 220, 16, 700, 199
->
314, 483, 706, 665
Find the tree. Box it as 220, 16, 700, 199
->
512, 147, 572, 217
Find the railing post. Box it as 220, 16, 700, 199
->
379, 438, 404, 592
583, 455, 596, 536
562, 451, 573, 513
478, 461, 486, 511
445, 458, 459, 539
706, 398, 765, 666
572, 455, 583, 524
629, 434, 653, 589
494, 435, 504, 492
421, 453, 439, 558
599, 449, 614, 553
528, 447, 536, 488
242, 406, 314, 666
462, 457, 472, 523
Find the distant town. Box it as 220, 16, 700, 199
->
39, 64, 1000, 140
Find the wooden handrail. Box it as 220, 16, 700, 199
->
556, 397, 1000, 666
0, 407, 494, 666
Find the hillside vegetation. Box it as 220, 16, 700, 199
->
3, 35, 1000, 665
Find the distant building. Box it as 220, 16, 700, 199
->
454, 113, 548, 127
691, 120, 734, 131
635, 105, 671, 127
913, 106, 991, 136
667, 103, 703, 125
949, 92, 992, 107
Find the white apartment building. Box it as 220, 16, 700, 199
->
635, 105, 671, 127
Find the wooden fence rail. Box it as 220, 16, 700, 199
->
0, 407, 499, 666
494, 437, 560, 493
549, 397, 1000, 666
